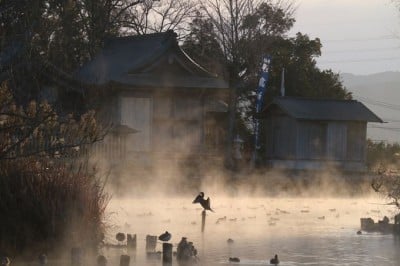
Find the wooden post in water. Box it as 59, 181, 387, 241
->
120, 255, 130, 266
127, 234, 137, 249
38, 253, 48, 266
146, 235, 157, 252
97, 255, 107, 266
162, 243, 173, 263
201, 210, 206, 232
71, 247, 82, 266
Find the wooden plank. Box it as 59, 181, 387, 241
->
327, 122, 347, 160
120, 97, 152, 152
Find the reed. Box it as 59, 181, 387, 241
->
0, 157, 110, 257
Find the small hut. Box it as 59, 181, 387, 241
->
259, 97, 383, 172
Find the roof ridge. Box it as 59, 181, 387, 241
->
275, 96, 358, 103
267, 96, 383, 123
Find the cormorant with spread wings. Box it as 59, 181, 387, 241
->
192, 192, 214, 212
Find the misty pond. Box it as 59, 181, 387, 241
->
97, 196, 400, 266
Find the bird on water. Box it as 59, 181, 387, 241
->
158, 231, 172, 242
192, 192, 214, 212
270, 254, 279, 265
116, 232, 126, 242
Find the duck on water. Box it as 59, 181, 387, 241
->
270, 254, 279, 265
158, 231, 172, 242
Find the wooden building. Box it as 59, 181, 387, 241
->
75, 31, 230, 168
260, 97, 383, 172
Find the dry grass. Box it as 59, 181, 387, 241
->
0, 158, 109, 257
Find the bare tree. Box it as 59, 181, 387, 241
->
119, 0, 198, 36
199, 0, 295, 68
372, 169, 400, 209
194, 0, 295, 168
75, 0, 149, 57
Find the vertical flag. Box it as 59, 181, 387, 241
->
280, 67, 285, 96
253, 55, 272, 160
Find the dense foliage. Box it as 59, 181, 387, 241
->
1, 0, 197, 105
366, 140, 400, 170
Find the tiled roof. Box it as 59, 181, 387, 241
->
75, 31, 228, 89
264, 97, 383, 122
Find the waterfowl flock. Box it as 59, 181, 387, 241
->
6, 196, 384, 266
116, 197, 374, 266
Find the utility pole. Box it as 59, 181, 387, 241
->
225, 83, 237, 170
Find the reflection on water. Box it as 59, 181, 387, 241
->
100, 197, 400, 266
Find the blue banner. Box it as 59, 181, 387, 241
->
254, 55, 271, 152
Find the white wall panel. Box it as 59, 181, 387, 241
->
120, 97, 152, 152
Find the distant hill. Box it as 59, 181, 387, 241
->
340, 71, 400, 143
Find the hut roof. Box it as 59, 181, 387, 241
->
262, 97, 383, 122
75, 30, 228, 89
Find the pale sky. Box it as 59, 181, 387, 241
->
289, 0, 400, 75
288, 0, 400, 143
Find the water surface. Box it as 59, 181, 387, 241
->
101, 196, 400, 266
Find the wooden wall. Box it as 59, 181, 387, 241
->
153, 95, 202, 152
296, 121, 326, 159
265, 114, 368, 166
265, 114, 297, 159
120, 96, 152, 152
346, 122, 366, 161
91, 89, 227, 164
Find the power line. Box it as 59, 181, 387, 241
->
323, 35, 397, 42
354, 95, 400, 111
294, 18, 396, 28
368, 125, 400, 132
323, 46, 400, 54
318, 56, 400, 64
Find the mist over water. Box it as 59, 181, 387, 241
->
104, 195, 400, 266
89, 154, 400, 265
10, 142, 395, 266
9, 163, 400, 266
